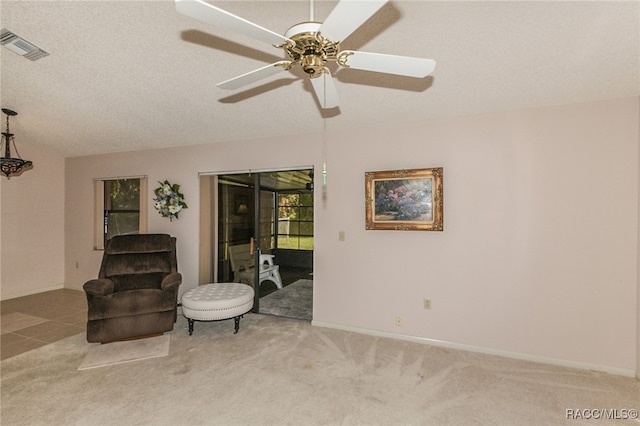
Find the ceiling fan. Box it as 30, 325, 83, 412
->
175, 0, 436, 109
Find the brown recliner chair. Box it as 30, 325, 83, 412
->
83, 234, 182, 343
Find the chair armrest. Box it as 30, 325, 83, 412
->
161, 272, 182, 290
239, 260, 254, 271
83, 278, 115, 296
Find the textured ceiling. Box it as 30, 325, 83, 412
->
1, 0, 638, 158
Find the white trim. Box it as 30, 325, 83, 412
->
311, 320, 636, 378
1, 284, 65, 301
92, 174, 148, 181
198, 165, 314, 177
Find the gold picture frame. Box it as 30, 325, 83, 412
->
365, 168, 443, 231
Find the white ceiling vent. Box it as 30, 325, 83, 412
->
1, 28, 49, 61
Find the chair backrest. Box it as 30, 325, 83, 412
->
228, 243, 254, 274
99, 234, 177, 292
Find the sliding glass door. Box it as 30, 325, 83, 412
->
198, 168, 314, 318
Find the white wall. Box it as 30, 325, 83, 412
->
0, 143, 65, 299
62, 97, 638, 374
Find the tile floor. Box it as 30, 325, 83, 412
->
1, 289, 87, 361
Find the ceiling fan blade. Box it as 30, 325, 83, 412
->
319, 0, 388, 43
339, 51, 436, 78
218, 61, 292, 90
175, 0, 293, 46
310, 70, 340, 109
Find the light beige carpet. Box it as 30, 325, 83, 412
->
2, 314, 639, 425
77, 334, 170, 370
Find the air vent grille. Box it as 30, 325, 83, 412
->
1, 28, 49, 61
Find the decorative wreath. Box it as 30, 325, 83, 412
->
153, 180, 188, 221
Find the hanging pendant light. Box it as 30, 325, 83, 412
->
1, 108, 33, 178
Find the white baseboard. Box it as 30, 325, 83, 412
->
1, 284, 65, 301
311, 320, 636, 379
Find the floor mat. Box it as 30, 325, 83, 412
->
77, 334, 170, 370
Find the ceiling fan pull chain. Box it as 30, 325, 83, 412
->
322, 102, 328, 189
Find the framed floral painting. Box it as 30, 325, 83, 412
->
365, 168, 443, 231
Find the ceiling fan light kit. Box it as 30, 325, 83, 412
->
175, 0, 436, 110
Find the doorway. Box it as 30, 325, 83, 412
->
199, 168, 314, 321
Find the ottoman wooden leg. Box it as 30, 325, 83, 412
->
188, 318, 194, 335
234, 316, 240, 334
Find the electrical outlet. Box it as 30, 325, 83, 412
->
338, 231, 345, 241
423, 298, 432, 309
395, 316, 403, 327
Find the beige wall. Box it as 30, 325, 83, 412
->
314, 97, 639, 375
11, 95, 633, 376
0, 143, 65, 299
637, 99, 640, 380
64, 135, 321, 300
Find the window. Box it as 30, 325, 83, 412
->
277, 192, 313, 250
94, 177, 147, 249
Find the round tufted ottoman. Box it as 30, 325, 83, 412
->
181, 283, 254, 335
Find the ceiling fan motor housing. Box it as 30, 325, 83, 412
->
283, 22, 340, 76
301, 55, 323, 75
